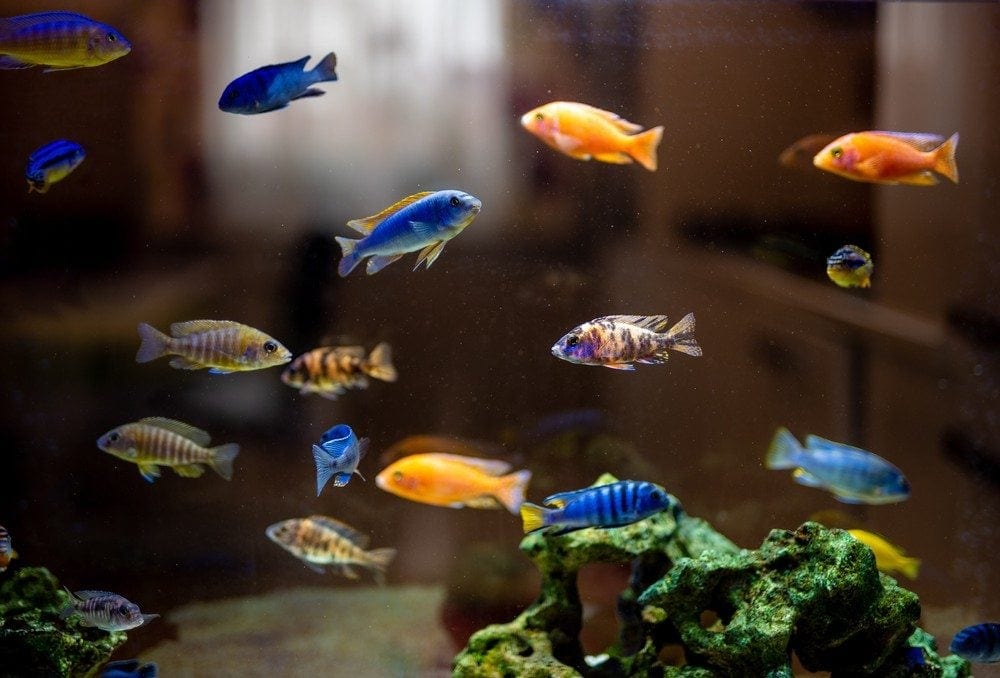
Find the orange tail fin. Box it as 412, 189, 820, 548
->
628, 126, 664, 172
933, 133, 959, 184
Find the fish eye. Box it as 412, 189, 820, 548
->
109, 432, 120, 443
535, 113, 544, 121
449, 196, 461, 207
830, 147, 843, 158
565, 335, 580, 348
107, 33, 117, 43
392, 471, 404, 482
263, 341, 278, 353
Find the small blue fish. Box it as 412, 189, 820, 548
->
100, 659, 158, 678
219, 52, 337, 114
766, 428, 910, 505
951, 623, 1000, 664
336, 190, 482, 276
25, 139, 85, 193
313, 424, 368, 495
519, 480, 677, 535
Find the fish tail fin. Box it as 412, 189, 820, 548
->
210, 443, 240, 481
519, 501, 548, 533
364, 547, 397, 585
766, 427, 803, 470
933, 133, 959, 184
335, 236, 362, 277
496, 469, 532, 515
135, 322, 170, 363
366, 342, 398, 383
629, 125, 664, 171
312, 445, 336, 496
313, 51, 338, 82
899, 556, 921, 580
662, 312, 702, 357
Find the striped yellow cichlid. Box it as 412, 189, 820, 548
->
0, 12, 131, 71
136, 319, 292, 374
266, 515, 396, 584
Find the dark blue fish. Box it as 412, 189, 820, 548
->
100, 659, 158, 678
218, 52, 337, 114
313, 424, 368, 495
519, 480, 677, 535
950, 623, 1000, 664
25, 139, 85, 193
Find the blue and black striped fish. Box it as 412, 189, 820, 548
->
25, 139, 85, 193
520, 480, 678, 535
950, 623, 1000, 664
218, 52, 337, 114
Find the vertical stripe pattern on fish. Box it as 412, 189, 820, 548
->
519, 480, 678, 535
97, 417, 240, 483
265, 516, 396, 584
950, 623, 1000, 664
25, 139, 85, 193
0, 12, 131, 70
281, 343, 397, 399
0, 525, 16, 572
551, 313, 702, 370
60, 589, 158, 631
136, 320, 292, 373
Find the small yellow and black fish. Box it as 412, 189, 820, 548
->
61, 589, 158, 632
281, 343, 397, 399
25, 139, 85, 193
0, 525, 17, 572
847, 529, 920, 580
97, 417, 240, 483
551, 313, 702, 370
0, 12, 131, 71
826, 245, 873, 289
266, 515, 396, 584
136, 320, 292, 373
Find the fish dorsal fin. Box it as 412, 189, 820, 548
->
347, 192, 435, 234
72, 590, 119, 601
574, 103, 644, 134
138, 417, 211, 446
868, 131, 946, 152
542, 486, 595, 508
3, 12, 93, 31
804, 434, 865, 455
307, 515, 369, 547
170, 319, 238, 336
426, 453, 511, 476
600, 315, 671, 332
289, 55, 311, 70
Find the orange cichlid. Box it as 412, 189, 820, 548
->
0, 12, 131, 71
847, 529, 920, 580
375, 453, 531, 514
520, 101, 664, 171
812, 131, 958, 186
136, 319, 292, 374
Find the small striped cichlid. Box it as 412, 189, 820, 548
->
826, 245, 873, 289
266, 515, 396, 584
846, 529, 920, 580
813, 131, 958, 186
136, 319, 292, 373
219, 52, 338, 114
766, 428, 911, 505
97, 417, 240, 483
281, 342, 397, 400
25, 139, 85, 193
950, 623, 1000, 664
336, 190, 482, 276
0, 525, 16, 572
313, 424, 368, 495
60, 589, 158, 632
520, 480, 678, 536
551, 313, 702, 370
0, 12, 130, 71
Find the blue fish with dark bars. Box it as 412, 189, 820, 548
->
313, 424, 368, 495
950, 622, 1000, 664
100, 659, 158, 678
519, 480, 678, 535
25, 139, 85, 193
218, 52, 338, 114
336, 190, 482, 276
766, 427, 911, 505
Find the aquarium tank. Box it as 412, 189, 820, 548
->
0, 1, 997, 676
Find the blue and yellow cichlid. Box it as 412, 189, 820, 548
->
826, 245, 873, 289
281, 343, 397, 400
336, 190, 482, 276
0, 12, 130, 71
520, 480, 678, 535
313, 424, 368, 495
25, 139, 85, 193
136, 320, 292, 374
950, 623, 1000, 664
219, 52, 337, 114
60, 589, 158, 632
551, 313, 701, 370
766, 428, 910, 505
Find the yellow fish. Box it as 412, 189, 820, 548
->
812, 131, 958, 186
136, 319, 292, 374
847, 529, 920, 580
520, 101, 664, 171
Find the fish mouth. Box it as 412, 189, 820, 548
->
374, 474, 388, 490
470, 202, 482, 214
519, 112, 533, 128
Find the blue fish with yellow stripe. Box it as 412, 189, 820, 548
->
25, 139, 85, 193
336, 190, 482, 276
218, 52, 337, 114
766, 427, 910, 505
520, 480, 677, 535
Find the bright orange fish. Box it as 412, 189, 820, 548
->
520, 101, 663, 171
375, 453, 531, 514
812, 131, 958, 186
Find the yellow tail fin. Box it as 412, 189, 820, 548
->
628, 126, 664, 172
496, 470, 532, 515
933, 133, 959, 184
520, 502, 546, 533
899, 556, 921, 580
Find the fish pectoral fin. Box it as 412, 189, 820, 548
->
897, 171, 938, 186
553, 131, 583, 154
791, 468, 824, 488
592, 152, 633, 165
138, 464, 161, 483
173, 464, 206, 478
341, 565, 360, 579
408, 221, 440, 238
603, 363, 636, 371
304, 562, 325, 574
347, 192, 435, 234
461, 496, 503, 510
413, 241, 446, 270
292, 88, 325, 100
169, 356, 204, 370
366, 254, 404, 274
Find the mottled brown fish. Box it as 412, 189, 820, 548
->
266, 515, 396, 584
97, 417, 240, 483
551, 313, 702, 370
281, 342, 397, 399
136, 319, 292, 373
0, 525, 16, 572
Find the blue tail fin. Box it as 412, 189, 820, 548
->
313, 52, 338, 82
335, 236, 361, 277
766, 427, 803, 470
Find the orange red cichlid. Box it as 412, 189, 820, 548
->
812, 131, 959, 186
520, 101, 664, 171
375, 453, 531, 514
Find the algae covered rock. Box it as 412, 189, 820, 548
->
0, 566, 126, 677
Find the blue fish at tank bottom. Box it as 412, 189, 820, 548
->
336, 190, 482, 276
218, 52, 337, 114
100, 659, 158, 678
950, 622, 1000, 664
313, 424, 368, 495
765, 427, 911, 505
519, 479, 680, 536
25, 139, 85, 193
